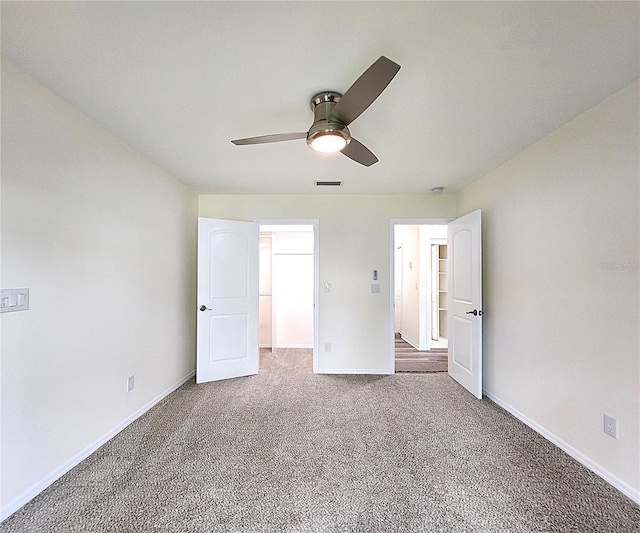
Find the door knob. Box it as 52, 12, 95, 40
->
466, 309, 483, 316
199, 305, 211, 312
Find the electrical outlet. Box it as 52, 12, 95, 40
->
603, 414, 617, 439
127, 375, 135, 392
324, 343, 331, 352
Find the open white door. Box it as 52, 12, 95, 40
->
448, 210, 482, 398
197, 218, 259, 383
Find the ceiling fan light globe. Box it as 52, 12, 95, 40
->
309, 133, 348, 153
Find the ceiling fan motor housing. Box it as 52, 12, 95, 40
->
306, 92, 351, 149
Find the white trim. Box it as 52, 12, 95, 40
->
391, 218, 454, 226
315, 368, 393, 375
272, 344, 313, 349
400, 334, 419, 350
484, 389, 640, 505
1, 371, 195, 522
418, 227, 429, 350
389, 218, 454, 374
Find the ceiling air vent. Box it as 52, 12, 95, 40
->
314, 181, 343, 187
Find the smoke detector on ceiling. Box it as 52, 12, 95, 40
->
431, 186, 445, 194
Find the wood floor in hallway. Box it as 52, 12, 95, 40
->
394, 335, 448, 373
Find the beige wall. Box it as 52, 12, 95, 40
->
199, 195, 456, 372
457, 80, 639, 496
0, 60, 198, 515
396, 225, 421, 348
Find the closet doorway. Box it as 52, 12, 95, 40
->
430, 242, 448, 348
257, 221, 318, 368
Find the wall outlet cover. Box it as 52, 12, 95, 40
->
603, 414, 617, 439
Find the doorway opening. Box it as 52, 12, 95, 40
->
390, 219, 452, 373
257, 220, 318, 371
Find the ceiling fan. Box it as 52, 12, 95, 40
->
231, 56, 401, 167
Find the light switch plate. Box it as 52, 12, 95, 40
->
1, 288, 29, 313
371, 284, 380, 294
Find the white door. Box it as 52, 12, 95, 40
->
197, 218, 259, 383
448, 210, 482, 398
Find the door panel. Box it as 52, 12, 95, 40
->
448, 210, 482, 398
452, 229, 473, 303
451, 315, 472, 371
197, 218, 259, 383
208, 315, 248, 362
209, 231, 249, 299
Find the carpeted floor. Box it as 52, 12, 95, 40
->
395, 336, 448, 373
1, 349, 638, 532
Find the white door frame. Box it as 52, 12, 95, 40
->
389, 219, 453, 372
255, 219, 319, 373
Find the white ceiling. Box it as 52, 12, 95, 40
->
1, 1, 638, 195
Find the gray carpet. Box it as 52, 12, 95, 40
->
2, 349, 638, 532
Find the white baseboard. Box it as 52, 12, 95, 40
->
260, 344, 313, 349
272, 344, 313, 349
483, 388, 640, 505
316, 368, 393, 375
401, 334, 419, 350
1, 371, 196, 522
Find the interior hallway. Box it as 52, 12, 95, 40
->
394, 334, 448, 373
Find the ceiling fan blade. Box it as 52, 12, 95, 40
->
341, 138, 378, 167
231, 132, 307, 145
330, 56, 401, 126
